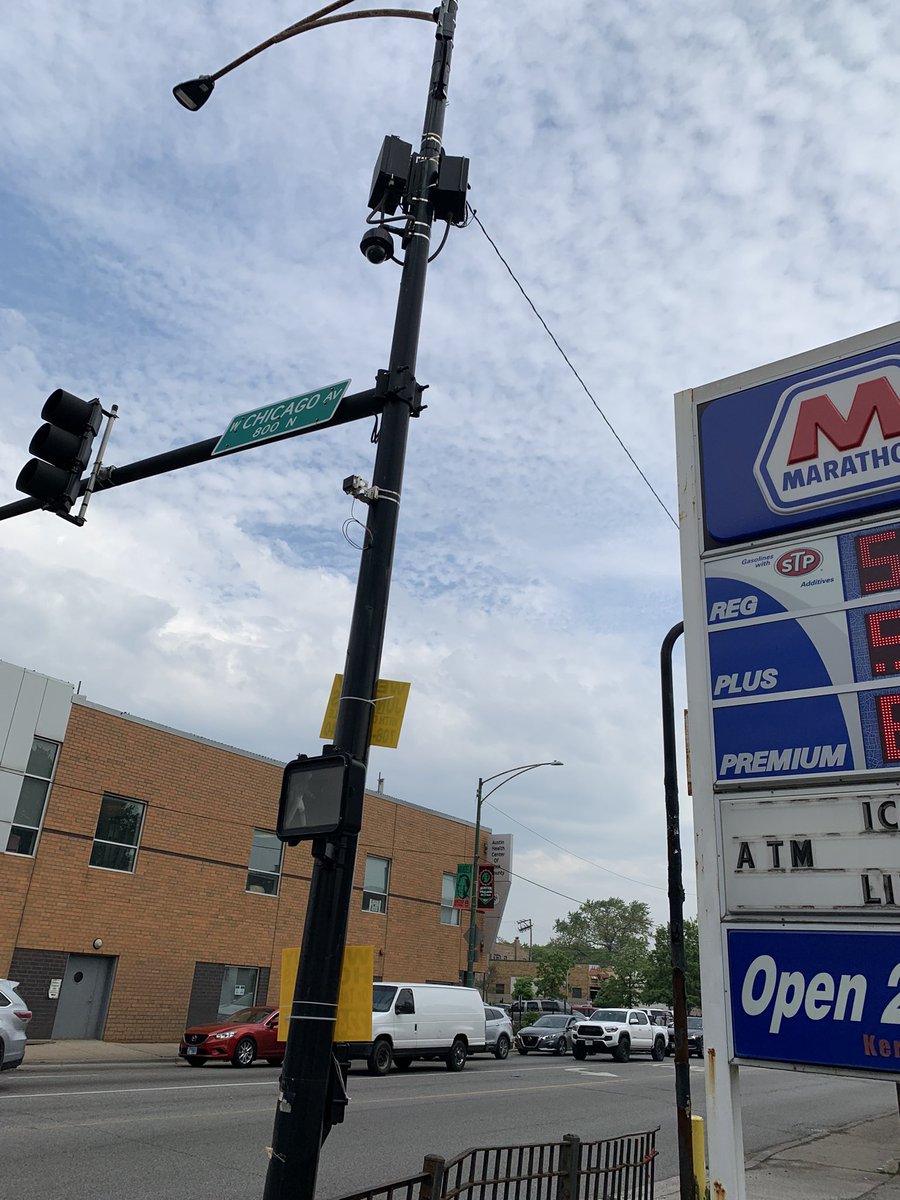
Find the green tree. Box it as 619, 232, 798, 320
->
642, 918, 702, 1010
511, 976, 535, 1002
552, 897, 653, 986
533, 946, 572, 998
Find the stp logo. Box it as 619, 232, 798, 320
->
754, 357, 900, 515
775, 548, 822, 577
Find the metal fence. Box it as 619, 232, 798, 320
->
332, 1129, 658, 1200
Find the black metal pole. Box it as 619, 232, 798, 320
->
660, 620, 695, 1200
261, 5, 458, 1199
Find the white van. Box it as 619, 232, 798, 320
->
349, 982, 487, 1075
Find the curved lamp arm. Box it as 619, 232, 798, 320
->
174, 0, 436, 109
480, 760, 563, 803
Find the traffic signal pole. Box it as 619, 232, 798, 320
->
261, 5, 458, 1199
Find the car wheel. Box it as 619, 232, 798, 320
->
394, 1057, 413, 1071
445, 1037, 467, 1072
265, 1058, 283, 1066
517, 1046, 529, 1055
611, 1037, 630, 1063
554, 1037, 567, 1056
231, 1037, 256, 1068
695, 1040, 704, 1058
185, 1057, 206, 1067
573, 1043, 587, 1061
366, 1038, 393, 1076
651, 1037, 666, 1062
494, 1034, 510, 1060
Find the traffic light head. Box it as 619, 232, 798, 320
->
17, 390, 103, 514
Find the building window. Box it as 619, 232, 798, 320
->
496, 980, 505, 994
89, 794, 146, 872
246, 830, 283, 895
440, 872, 461, 926
571, 987, 582, 999
5, 738, 59, 856
362, 855, 390, 914
218, 966, 259, 1017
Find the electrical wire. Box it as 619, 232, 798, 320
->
469, 207, 679, 530
484, 796, 696, 897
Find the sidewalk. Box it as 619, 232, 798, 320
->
20, 1041, 900, 1197
655, 1111, 900, 1200
25, 1038, 178, 1065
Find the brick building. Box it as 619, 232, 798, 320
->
0, 660, 489, 1041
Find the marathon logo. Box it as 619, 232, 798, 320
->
754, 358, 900, 514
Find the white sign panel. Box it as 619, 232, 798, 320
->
721, 792, 900, 912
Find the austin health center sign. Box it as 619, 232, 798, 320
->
677, 322, 900, 1078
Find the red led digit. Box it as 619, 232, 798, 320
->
856, 529, 900, 595
877, 694, 900, 762
866, 608, 900, 676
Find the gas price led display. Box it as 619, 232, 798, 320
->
855, 527, 900, 595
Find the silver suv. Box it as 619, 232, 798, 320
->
0, 979, 32, 1071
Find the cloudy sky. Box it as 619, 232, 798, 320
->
2, 0, 899, 943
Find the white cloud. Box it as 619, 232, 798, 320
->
3, 0, 898, 945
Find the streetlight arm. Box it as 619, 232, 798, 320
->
479, 760, 563, 804
210, 6, 437, 85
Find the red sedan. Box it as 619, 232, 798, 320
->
179, 1006, 284, 1068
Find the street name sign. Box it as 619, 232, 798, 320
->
212, 379, 350, 455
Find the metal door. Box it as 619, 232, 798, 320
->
52, 955, 115, 1039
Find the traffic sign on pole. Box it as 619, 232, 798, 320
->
212, 379, 350, 455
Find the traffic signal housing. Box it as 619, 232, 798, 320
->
17, 390, 103, 516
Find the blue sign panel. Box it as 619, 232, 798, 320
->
728, 928, 900, 1075
704, 516, 900, 783
700, 338, 900, 546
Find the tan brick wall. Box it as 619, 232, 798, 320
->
2, 701, 485, 1041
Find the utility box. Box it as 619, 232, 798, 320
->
368, 135, 413, 215
433, 155, 469, 224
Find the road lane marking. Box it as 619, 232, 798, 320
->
0, 1080, 278, 1100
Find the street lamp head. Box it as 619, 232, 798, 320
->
173, 76, 215, 111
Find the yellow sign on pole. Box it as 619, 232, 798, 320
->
278, 945, 374, 1042
319, 674, 411, 749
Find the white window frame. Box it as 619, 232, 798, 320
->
440, 872, 461, 926
246, 829, 283, 896
362, 855, 390, 914
89, 793, 146, 874
5, 737, 59, 857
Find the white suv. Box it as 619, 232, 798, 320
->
0, 979, 32, 1071
572, 1007, 668, 1063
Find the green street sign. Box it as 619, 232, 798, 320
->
212, 379, 351, 455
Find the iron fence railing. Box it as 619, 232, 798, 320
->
329, 1129, 658, 1200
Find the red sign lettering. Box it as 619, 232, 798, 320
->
787, 377, 900, 464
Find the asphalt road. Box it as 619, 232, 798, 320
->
2, 1051, 897, 1199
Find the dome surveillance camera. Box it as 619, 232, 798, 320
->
360, 226, 395, 265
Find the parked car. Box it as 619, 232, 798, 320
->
509, 998, 575, 1019
178, 1005, 283, 1067
484, 1005, 514, 1059
515, 1013, 582, 1055
572, 1007, 668, 1063
687, 1016, 704, 1058
571, 1003, 595, 1017
643, 1007, 675, 1055
0, 979, 32, 1072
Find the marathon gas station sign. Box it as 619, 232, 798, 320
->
676, 322, 900, 1082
